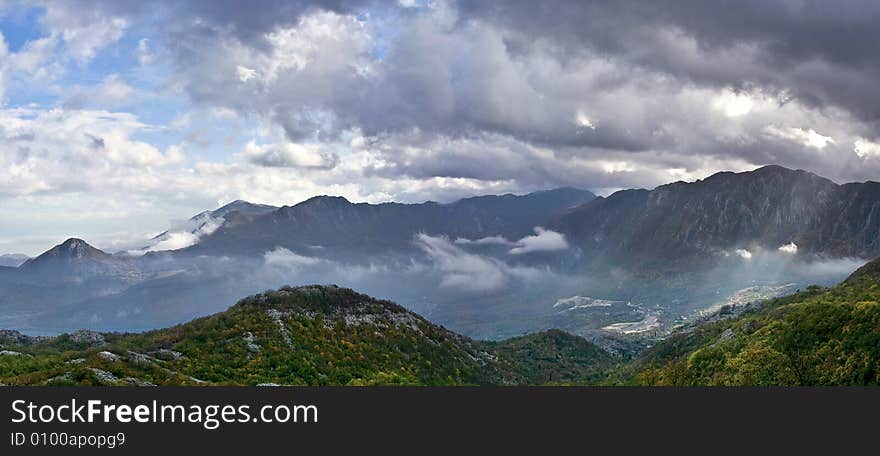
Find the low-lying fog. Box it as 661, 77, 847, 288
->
1, 232, 866, 342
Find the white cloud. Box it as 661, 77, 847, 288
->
854, 138, 880, 159
778, 242, 798, 254
263, 247, 322, 268
415, 233, 556, 293
415, 234, 507, 292
711, 89, 755, 118
575, 110, 596, 129
509, 227, 569, 255
735, 249, 753, 260
765, 126, 835, 149
242, 141, 338, 169
41, 6, 127, 62
0, 108, 184, 197
454, 235, 512, 246
63, 74, 135, 108
236, 65, 257, 83
0, 32, 7, 104
127, 213, 225, 255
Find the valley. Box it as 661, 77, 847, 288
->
0, 165, 877, 386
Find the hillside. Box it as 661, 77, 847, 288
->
486, 329, 617, 385
553, 165, 880, 272
0, 285, 612, 386
631, 257, 880, 386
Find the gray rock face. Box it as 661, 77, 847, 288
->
44, 373, 73, 385
123, 377, 156, 387
96, 351, 121, 362
126, 351, 155, 366
243, 332, 260, 358
0, 350, 29, 357
70, 330, 106, 346
0, 330, 34, 345
88, 368, 119, 384
149, 349, 185, 361
719, 328, 735, 341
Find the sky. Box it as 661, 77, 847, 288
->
1, 0, 880, 255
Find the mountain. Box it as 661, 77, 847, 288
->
0, 240, 147, 323
0, 189, 596, 335
21, 238, 114, 269
185, 187, 596, 258
553, 165, 879, 272
142, 200, 279, 251
200, 200, 278, 219
631, 256, 880, 385
18, 238, 140, 283
0, 285, 612, 386
0, 254, 29, 268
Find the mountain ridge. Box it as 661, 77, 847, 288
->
552, 164, 878, 272
182, 187, 597, 258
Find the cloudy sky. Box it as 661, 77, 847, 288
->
1, 0, 880, 255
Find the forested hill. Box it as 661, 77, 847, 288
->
0, 285, 613, 386
632, 256, 880, 386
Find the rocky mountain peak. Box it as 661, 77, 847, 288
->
20, 238, 113, 270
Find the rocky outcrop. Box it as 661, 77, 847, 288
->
0, 330, 33, 345
70, 330, 106, 346
96, 351, 121, 362
0, 350, 29, 357
88, 368, 119, 384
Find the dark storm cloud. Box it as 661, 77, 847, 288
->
457, 0, 880, 124
17, 0, 880, 197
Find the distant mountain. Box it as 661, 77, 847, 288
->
143, 200, 279, 251
22, 238, 113, 268
18, 238, 141, 285
0, 189, 596, 334
553, 165, 880, 272
0, 285, 611, 386
185, 187, 596, 258
633, 255, 880, 386
0, 254, 29, 268
192, 199, 279, 220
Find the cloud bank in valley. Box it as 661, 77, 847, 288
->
453, 227, 570, 255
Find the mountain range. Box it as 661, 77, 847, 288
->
553, 165, 880, 272
0, 254, 29, 268
0, 165, 876, 341
181, 187, 595, 259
